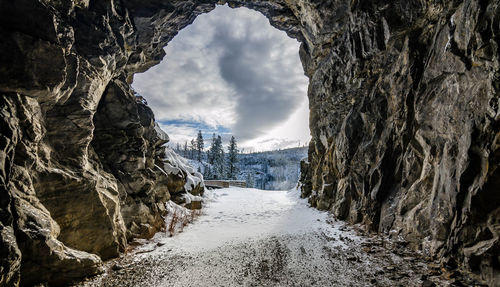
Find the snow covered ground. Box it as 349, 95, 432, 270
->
142, 187, 357, 253
77, 188, 459, 287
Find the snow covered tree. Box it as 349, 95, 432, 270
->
190, 139, 196, 159
246, 173, 254, 188
183, 141, 188, 157
196, 130, 204, 162
203, 164, 213, 180
226, 136, 239, 179
208, 133, 216, 165
209, 135, 224, 179
216, 149, 225, 179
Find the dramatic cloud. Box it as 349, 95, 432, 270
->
132, 4, 309, 150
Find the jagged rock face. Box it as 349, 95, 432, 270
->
91, 78, 172, 241
0, 0, 498, 286
298, 1, 500, 285
0, 1, 206, 285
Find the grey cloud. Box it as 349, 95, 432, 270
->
208, 10, 307, 141
132, 5, 308, 146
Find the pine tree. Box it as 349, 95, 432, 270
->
196, 130, 204, 162
203, 164, 213, 180
202, 163, 208, 179
211, 135, 225, 179
183, 141, 188, 157
246, 173, 254, 188
208, 133, 216, 165
208, 165, 212, 179
261, 161, 269, 189
217, 149, 225, 179
190, 139, 196, 159
226, 136, 239, 179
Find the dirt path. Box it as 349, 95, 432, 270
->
76, 188, 481, 287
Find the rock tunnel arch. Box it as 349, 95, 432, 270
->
131, 4, 310, 158
0, 0, 499, 286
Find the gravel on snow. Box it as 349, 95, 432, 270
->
75, 188, 478, 287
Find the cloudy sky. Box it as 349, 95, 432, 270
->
133, 5, 310, 152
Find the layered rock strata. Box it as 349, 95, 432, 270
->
0, 0, 498, 286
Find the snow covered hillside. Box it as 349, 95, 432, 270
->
180, 147, 307, 190
237, 147, 308, 190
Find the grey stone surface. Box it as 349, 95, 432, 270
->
0, 0, 498, 286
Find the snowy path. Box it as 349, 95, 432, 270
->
78, 188, 454, 287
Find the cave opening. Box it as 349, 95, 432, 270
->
86, 2, 315, 269
2, 0, 499, 286
99, 4, 316, 263
132, 4, 311, 154
127, 4, 311, 191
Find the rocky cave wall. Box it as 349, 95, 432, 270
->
298, 1, 500, 285
0, 1, 208, 285
0, 0, 498, 286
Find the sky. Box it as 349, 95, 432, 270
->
132, 4, 310, 152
